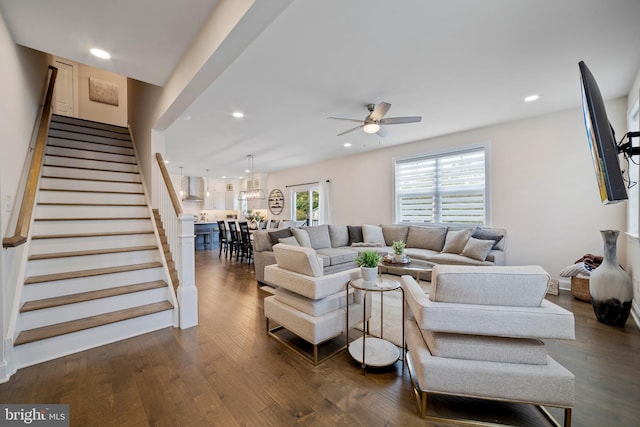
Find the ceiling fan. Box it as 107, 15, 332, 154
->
328, 102, 422, 137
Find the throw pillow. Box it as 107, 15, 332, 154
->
362, 224, 386, 245
460, 237, 495, 261
278, 236, 300, 246
405, 226, 447, 251
291, 228, 312, 247
348, 225, 364, 245
442, 228, 473, 254
304, 224, 331, 249
381, 225, 409, 246
471, 228, 504, 249
268, 228, 292, 245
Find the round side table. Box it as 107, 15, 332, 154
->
346, 277, 405, 373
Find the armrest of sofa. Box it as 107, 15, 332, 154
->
265, 265, 362, 300
400, 275, 574, 340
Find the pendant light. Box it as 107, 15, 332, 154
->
206, 168, 210, 197
238, 154, 265, 201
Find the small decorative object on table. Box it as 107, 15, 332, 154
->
589, 230, 632, 326
355, 250, 382, 283
392, 240, 407, 263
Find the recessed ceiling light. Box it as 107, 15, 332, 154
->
343, 143, 352, 148
244, 169, 251, 173
232, 111, 244, 118
164, 160, 169, 164
221, 175, 226, 179
524, 94, 540, 103
90, 48, 111, 59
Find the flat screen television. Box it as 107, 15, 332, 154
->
578, 61, 628, 204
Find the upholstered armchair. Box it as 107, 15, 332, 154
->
402, 265, 575, 426
264, 243, 370, 365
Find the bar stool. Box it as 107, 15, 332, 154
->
195, 228, 212, 250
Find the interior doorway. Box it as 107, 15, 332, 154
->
52, 58, 77, 117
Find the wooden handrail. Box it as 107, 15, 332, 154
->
155, 153, 183, 216
3, 65, 58, 248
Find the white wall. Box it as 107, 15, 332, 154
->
77, 63, 127, 127
625, 66, 640, 325
266, 100, 628, 283
0, 11, 50, 381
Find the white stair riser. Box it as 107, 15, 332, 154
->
30, 234, 156, 255
32, 219, 153, 235
48, 137, 134, 156
26, 250, 161, 276
45, 146, 135, 165
42, 165, 140, 183
44, 155, 138, 173
39, 177, 142, 193
23, 268, 166, 300
49, 122, 130, 140
46, 129, 132, 147
35, 204, 149, 219
18, 288, 170, 331
13, 310, 174, 370
37, 190, 146, 205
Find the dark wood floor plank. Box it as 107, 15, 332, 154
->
1, 250, 639, 426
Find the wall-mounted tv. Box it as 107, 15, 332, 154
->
578, 61, 628, 204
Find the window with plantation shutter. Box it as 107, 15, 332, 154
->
395, 147, 487, 224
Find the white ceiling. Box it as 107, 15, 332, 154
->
2, 0, 640, 179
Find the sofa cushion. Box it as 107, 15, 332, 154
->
472, 227, 505, 249
362, 224, 386, 245
348, 225, 364, 244
420, 329, 548, 365
428, 252, 494, 266
381, 225, 409, 246
316, 247, 358, 266
460, 237, 495, 261
442, 228, 473, 254
291, 228, 312, 247
275, 287, 354, 316
278, 236, 300, 246
268, 228, 293, 245
305, 224, 332, 249
430, 265, 550, 307
404, 247, 440, 261
329, 225, 349, 247
272, 243, 323, 277
406, 226, 447, 251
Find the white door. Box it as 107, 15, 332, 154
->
53, 59, 76, 117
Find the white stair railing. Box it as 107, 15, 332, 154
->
155, 153, 198, 329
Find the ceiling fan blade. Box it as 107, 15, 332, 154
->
376, 126, 388, 137
328, 117, 363, 123
369, 102, 391, 121
379, 116, 422, 125
337, 124, 364, 136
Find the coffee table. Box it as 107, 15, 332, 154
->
378, 258, 435, 282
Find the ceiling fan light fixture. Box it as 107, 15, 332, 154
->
363, 122, 380, 134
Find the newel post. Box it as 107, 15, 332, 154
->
177, 214, 198, 328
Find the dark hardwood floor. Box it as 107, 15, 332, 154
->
1, 249, 639, 426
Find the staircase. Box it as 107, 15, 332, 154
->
12, 114, 177, 369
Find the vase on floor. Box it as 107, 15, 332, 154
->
589, 230, 632, 326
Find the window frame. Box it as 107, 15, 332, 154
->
393, 143, 490, 225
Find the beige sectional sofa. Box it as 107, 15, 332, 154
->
253, 223, 506, 286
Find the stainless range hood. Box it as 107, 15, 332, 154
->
183, 176, 203, 202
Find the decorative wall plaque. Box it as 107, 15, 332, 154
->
268, 189, 285, 215
88, 77, 119, 106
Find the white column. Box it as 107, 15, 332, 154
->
177, 214, 198, 329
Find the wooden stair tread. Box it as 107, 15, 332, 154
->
24, 262, 163, 285
14, 301, 173, 345
38, 188, 143, 195
29, 245, 158, 260
34, 216, 149, 221
37, 202, 146, 207
32, 230, 154, 240
20, 280, 168, 312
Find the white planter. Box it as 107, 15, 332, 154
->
361, 266, 378, 283
394, 253, 405, 263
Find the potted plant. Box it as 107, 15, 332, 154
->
392, 240, 406, 263
355, 250, 382, 283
